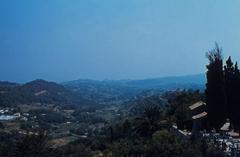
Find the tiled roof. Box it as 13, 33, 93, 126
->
189, 101, 206, 110
192, 111, 207, 120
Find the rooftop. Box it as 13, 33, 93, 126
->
192, 111, 207, 120
221, 122, 231, 131
189, 101, 206, 110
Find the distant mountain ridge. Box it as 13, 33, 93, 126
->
0, 74, 206, 107
0, 79, 69, 106
122, 74, 205, 89
63, 74, 206, 91
0, 81, 19, 87
0, 79, 98, 107
62, 74, 205, 105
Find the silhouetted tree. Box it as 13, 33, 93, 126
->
205, 43, 226, 130
222, 57, 240, 129
233, 62, 240, 129
224, 57, 235, 119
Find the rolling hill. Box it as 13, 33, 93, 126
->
0, 74, 205, 107
63, 74, 205, 104
0, 79, 97, 107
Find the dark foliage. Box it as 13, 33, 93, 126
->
205, 44, 227, 130
206, 44, 240, 130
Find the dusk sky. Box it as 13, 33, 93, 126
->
1, 0, 240, 83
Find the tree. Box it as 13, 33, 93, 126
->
223, 57, 240, 129
134, 104, 162, 137
205, 43, 227, 130
15, 133, 50, 157
146, 130, 203, 157
223, 56, 240, 128
224, 57, 235, 119
59, 144, 92, 157
233, 62, 240, 128
0, 122, 4, 129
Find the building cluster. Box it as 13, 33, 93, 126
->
187, 101, 240, 156
0, 107, 29, 121
171, 101, 240, 156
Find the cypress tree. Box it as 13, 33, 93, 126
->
224, 57, 235, 120
223, 59, 240, 129
232, 62, 240, 129
205, 44, 226, 130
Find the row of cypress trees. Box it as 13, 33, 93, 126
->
206, 44, 240, 130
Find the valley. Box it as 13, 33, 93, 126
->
0, 75, 205, 156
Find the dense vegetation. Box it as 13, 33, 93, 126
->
0, 88, 223, 157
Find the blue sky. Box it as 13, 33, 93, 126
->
1, 0, 240, 83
